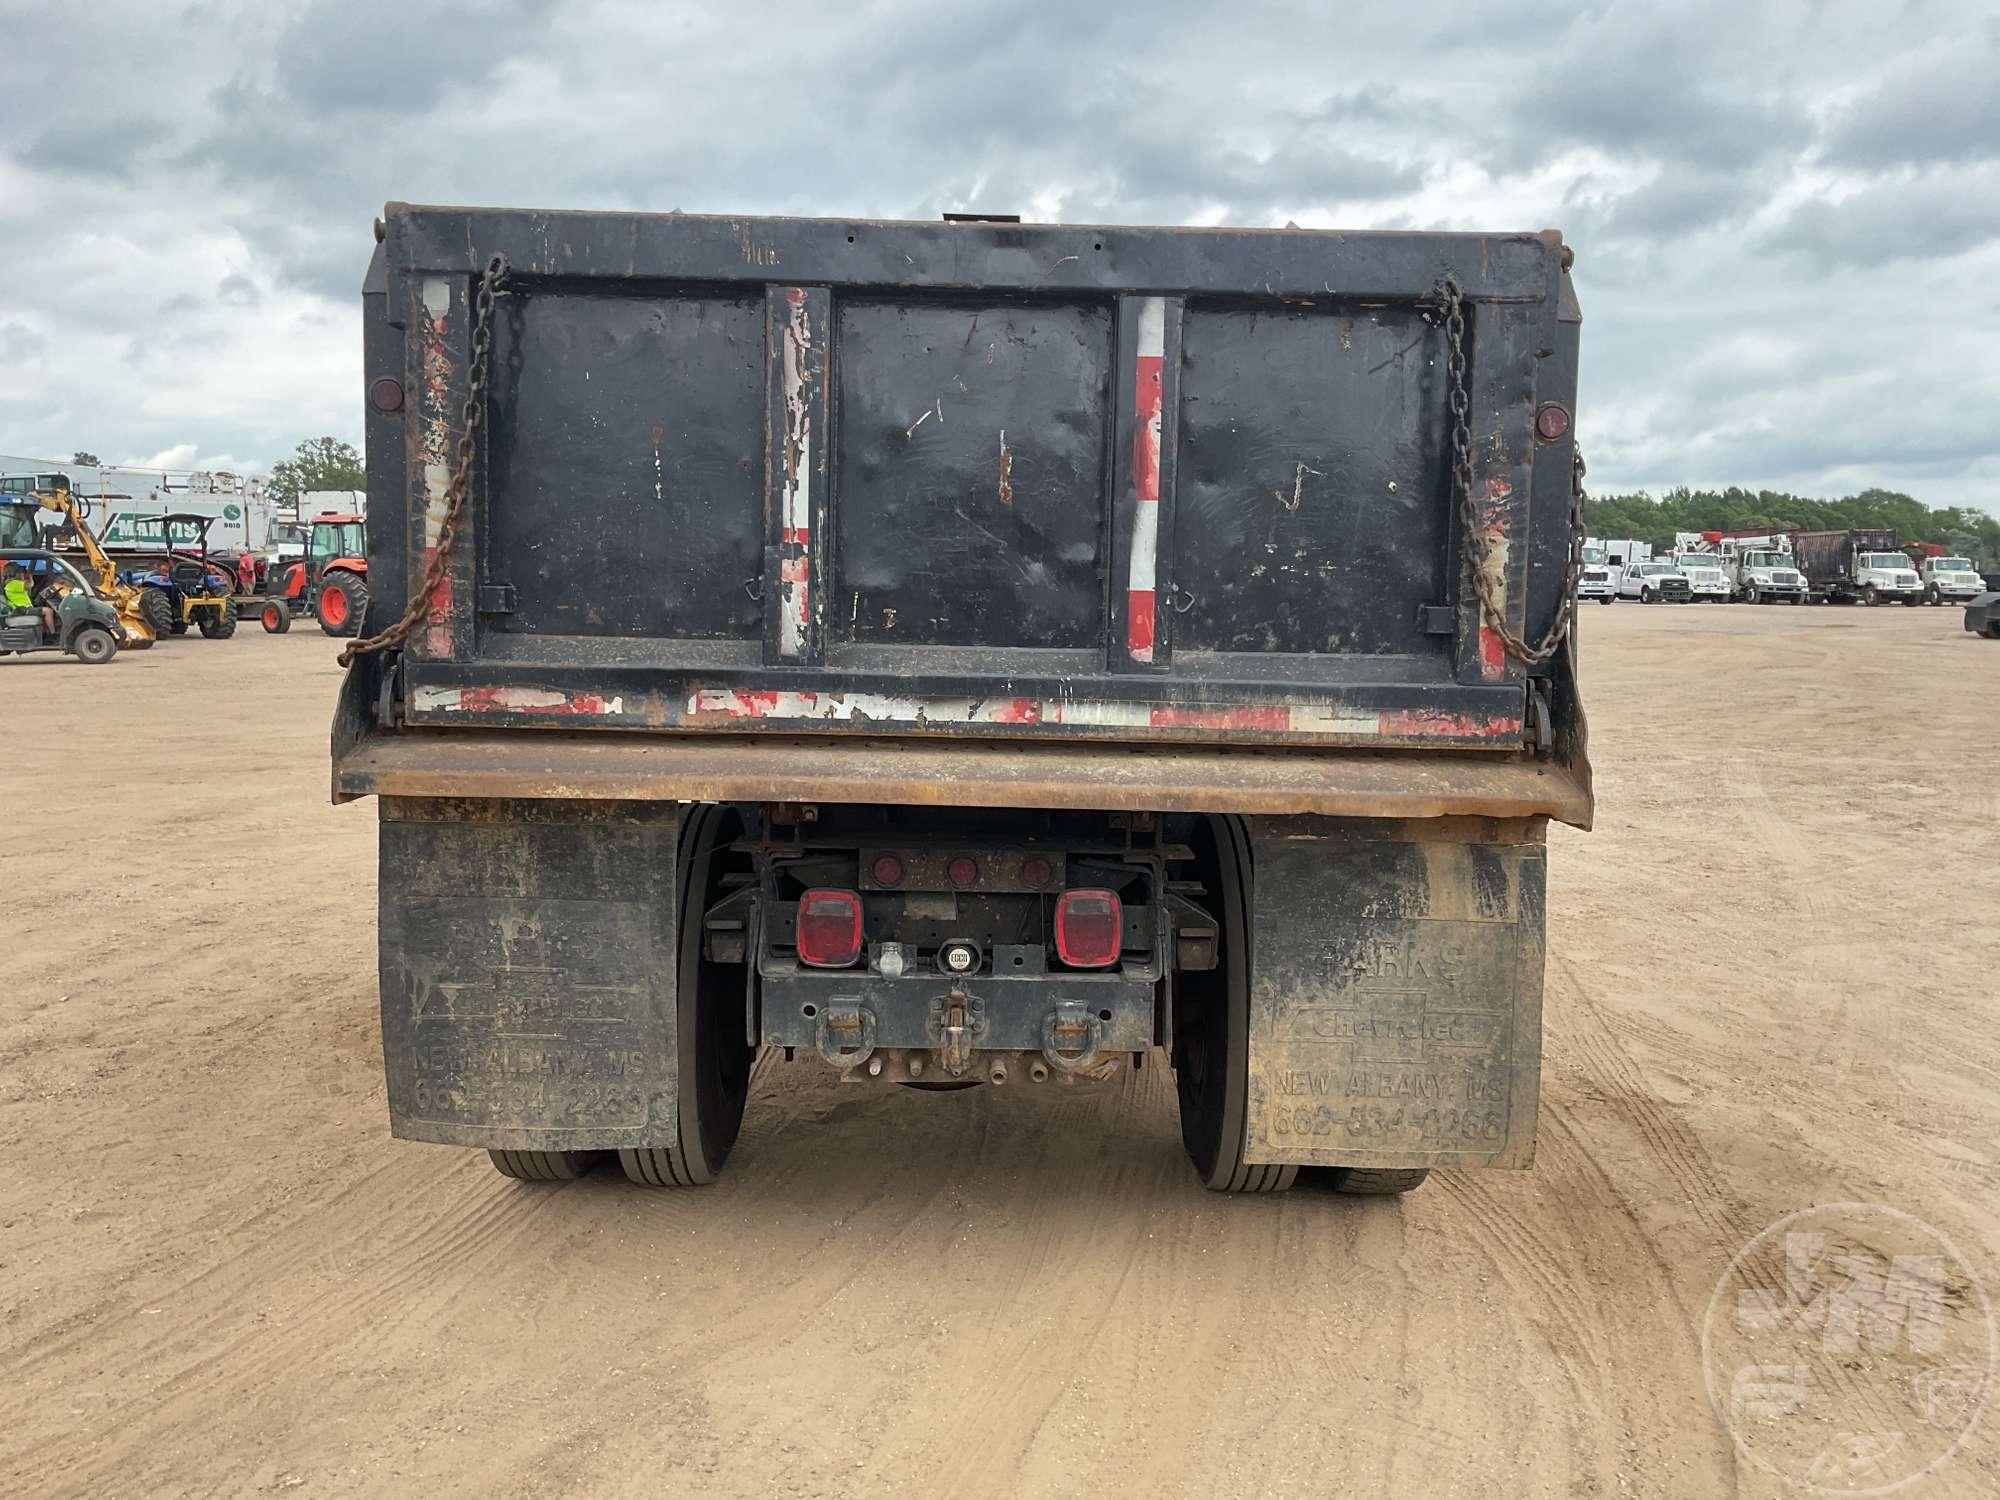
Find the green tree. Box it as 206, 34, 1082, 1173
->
1583, 485, 2000, 569
71, 450, 99, 466
267, 436, 365, 508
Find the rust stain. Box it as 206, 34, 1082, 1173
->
1276, 462, 1322, 513
337, 732, 1592, 826
997, 429, 1014, 505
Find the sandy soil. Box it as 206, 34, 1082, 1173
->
2, 603, 1996, 1498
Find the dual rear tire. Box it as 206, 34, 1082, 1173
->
490, 808, 1425, 1199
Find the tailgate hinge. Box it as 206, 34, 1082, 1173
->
478, 583, 516, 614
1528, 679, 1553, 753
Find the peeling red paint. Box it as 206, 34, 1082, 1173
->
420, 686, 629, 716
1126, 297, 1165, 663
1148, 705, 1290, 731
777, 289, 816, 658
1377, 709, 1522, 740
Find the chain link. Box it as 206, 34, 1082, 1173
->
1439, 277, 1585, 667
339, 253, 510, 668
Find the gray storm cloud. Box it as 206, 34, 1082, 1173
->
0, 0, 1994, 509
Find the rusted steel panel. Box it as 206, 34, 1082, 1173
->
405, 274, 473, 660
397, 674, 1530, 749
377, 798, 682, 1151
1454, 299, 1544, 686
335, 729, 1593, 827
767, 285, 829, 662
1242, 817, 1546, 1168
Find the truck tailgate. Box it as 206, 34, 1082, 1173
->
363, 207, 1580, 750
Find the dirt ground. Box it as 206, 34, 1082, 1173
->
3, 602, 1996, 1499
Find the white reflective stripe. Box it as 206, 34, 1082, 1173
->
1135, 296, 1164, 358
1127, 502, 1158, 591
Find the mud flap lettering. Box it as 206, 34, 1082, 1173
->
1243, 818, 1545, 1168
378, 798, 681, 1151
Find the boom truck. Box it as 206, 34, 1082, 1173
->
333, 205, 1592, 1195
1717, 535, 1809, 604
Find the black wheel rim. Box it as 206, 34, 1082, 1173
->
1174, 815, 1254, 1186
678, 806, 755, 1179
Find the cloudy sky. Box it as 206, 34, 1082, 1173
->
2, 0, 1995, 510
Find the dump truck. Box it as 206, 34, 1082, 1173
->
1789, 528, 1922, 605
332, 204, 1592, 1196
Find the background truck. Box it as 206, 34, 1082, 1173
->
1718, 535, 1809, 604
1788, 528, 1923, 605
1669, 550, 1732, 603
1587, 536, 1650, 571
1577, 544, 1618, 603
333, 204, 1591, 1197
1920, 555, 1985, 606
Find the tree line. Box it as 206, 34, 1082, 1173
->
1585, 485, 2000, 567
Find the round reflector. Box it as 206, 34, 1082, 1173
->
871, 854, 904, 887
1534, 403, 1569, 441
946, 856, 979, 889
369, 376, 406, 414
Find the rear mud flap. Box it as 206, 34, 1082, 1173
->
1243, 816, 1546, 1169
378, 798, 682, 1151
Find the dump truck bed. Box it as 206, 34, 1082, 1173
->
354, 206, 1581, 757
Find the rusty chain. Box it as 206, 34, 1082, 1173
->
339, 252, 509, 667
1439, 277, 1586, 667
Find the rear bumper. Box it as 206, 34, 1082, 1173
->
335, 727, 1594, 828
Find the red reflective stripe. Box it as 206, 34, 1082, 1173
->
1127, 589, 1156, 659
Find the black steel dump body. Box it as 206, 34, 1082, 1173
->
1789, 528, 1896, 589
338, 205, 1587, 808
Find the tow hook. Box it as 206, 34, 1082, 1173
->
1041, 1002, 1103, 1074
928, 988, 986, 1077
815, 1001, 877, 1070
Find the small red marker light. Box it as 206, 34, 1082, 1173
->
1534, 403, 1569, 442
369, 376, 405, 414
871, 854, 904, 887
796, 889, 863, 968
1019, 856, 1052, 888
946, 856, 979, 889
1055, 889, 1123, 968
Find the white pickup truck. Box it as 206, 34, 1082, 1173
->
1671, 553, 1733, 603
1618, 561, 1692, 603
1922, 556, 1985, 606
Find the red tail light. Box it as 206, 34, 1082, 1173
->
1055, 889, 1122, 968
796, 889, 863, 968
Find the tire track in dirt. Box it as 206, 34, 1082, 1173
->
1556, 959, 1751, 1244
16, 1159, 578, 1495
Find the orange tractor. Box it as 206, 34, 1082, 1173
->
259, 513, 368, 636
